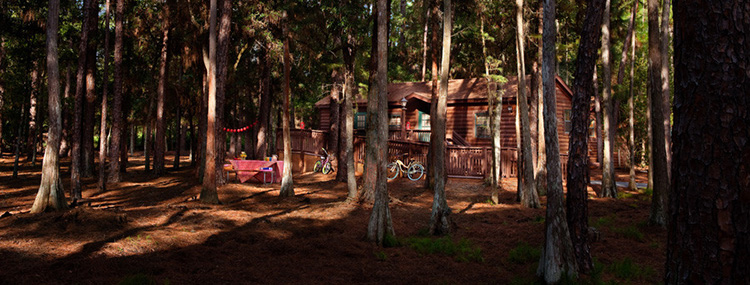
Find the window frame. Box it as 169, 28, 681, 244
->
475, 111, 491, 139
563, 109, 572, 134
354, 112, 367, 130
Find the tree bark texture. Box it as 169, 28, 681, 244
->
566, 0, 604, 273
535, 2, 547, 196
255, 46, 271, 159
429, 0, 452, 236
361, 3, 381, 203
200, 0, 220, 204
666, 0, 750, 282
660, 0, 672, 184
32, 0, 68, 213
98, 0, 111, 192
329, 69, 342, 181
71, 0, 95, 199
59, 65, 71, 157
647, 0, 668, 227
173, 106, 182, 169
600, 0, 617, 198
27, 64, 39, 164
343, 53, 357, 200
366, 0, 394, 245
154, 0, 170, 176
515, 0, 540, 208
627, 11, 638, 192
342, 34, 357, 199
537, 0, 578, 281
279, 11, 295, 197
616, 0, 639, 85
214, 0, 231, 186
82, 35, 97, 178
109, 0, 124, 182
424, 0, 440, 191
421, 6, 429, 82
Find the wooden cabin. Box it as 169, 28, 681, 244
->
315, 76, 600, 160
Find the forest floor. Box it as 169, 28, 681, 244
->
0, 152, 664, 284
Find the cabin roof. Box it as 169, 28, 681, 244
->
314, 76, 572, 108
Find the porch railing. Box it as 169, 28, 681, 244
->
281, 129, 568, 180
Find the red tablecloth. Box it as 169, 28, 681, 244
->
229, 160, 284, 183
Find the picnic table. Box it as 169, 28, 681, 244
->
228, 160, 285, 183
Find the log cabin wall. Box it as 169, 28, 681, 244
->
315, 77, 611, 164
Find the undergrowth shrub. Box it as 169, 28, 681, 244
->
403, 236, 484, 262
614, 225, 645, 242
606, 257, 656, 281
507, 242, 541, 264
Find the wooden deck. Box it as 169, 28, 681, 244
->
280, 129, 571, 180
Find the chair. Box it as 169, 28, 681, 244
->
259, 167, 275, 184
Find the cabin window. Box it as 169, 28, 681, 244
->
418, 111, 431, 130
354, 112, 367, 129
564, 109, 572, 134
389, 113, 402, 130
475, 112, 491, 139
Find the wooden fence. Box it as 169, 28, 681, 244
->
280, 129, 570, 180
278, 129, 329, 156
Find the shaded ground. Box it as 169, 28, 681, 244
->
0, 152, 663, 284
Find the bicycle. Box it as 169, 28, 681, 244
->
387, 153, 425, 181
313, 148, 335, 174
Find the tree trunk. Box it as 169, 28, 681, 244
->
59, 66, 71, 157
428, 0, 452, 236
536, 0, 578, 281
198, 53, 208, 178
666, 1, 749, 281
660, 0, 671, 183
420, 6, 429, 82
342, 33, 357, 199
329, 69, 342, 181
189, 112, 196, 165
108, 0, 123, 182
32, 0, 68, 213
154, 0, 170, 176
647, 0, 668, 227
0, 37, 5, 157
366, 0, 394, 245
600, 0, 617, 198
82, 37, 97, 178
98, 0, 111, 191
173, 105, 181, 169
481, 13, 503, 201
145, 96, 155, 173
617, 0, 639, 85
255, 45, 271, 160
214, 0, 231, 186
566, 0, 604, 274
343, 38, 357, 200
594, 66, 603, 164
627, 3, 638, 192
424, 0, 440, 191
361, 3, 381, 203
515, 0, 540, 208
279, 11, 295, 197
200, 0, 220, 204
27, 63, 39, 165
535, 1, 547, 196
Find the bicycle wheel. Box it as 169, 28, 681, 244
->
387, 162, 399, 180
322, 162, 334, 174
407, 163, 425, 181
313, 161, 322, 173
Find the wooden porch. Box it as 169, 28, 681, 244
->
280, 129, 570, 180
